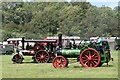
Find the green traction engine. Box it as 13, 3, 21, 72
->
52, 34, 112, 68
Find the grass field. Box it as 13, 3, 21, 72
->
1, 51, 119, 78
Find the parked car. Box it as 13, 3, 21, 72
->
0, 44, 14, 55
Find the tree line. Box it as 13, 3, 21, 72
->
1, 2, 119, 41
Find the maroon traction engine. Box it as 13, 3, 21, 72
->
12, 37, 57, 63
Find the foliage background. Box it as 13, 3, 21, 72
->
1, 2, 119, 41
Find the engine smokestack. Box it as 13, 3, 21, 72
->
58, 33, 62, 48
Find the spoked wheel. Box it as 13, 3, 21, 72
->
80, 48, 101, 68
52, 56, 68, 68
35, 50, 49, 63
12, 54, 24, 64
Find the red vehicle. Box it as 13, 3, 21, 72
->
12, 37, 57, 63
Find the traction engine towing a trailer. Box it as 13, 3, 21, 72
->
12, 33, 113, 68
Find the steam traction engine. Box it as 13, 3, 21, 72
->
52, 34, 112, 68
12, 34, 112, 68
12, 37, 57, 63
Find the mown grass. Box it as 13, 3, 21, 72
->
1, 51, 119, 78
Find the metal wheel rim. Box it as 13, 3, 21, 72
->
52, 56, 67, 68
13, 54, 23, 63
80, 48, 100, 68
35, 51, 49, 63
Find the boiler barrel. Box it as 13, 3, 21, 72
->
61, 49, 81, 57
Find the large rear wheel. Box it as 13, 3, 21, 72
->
80, 48, 101, 68
35, 50, 49, 63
